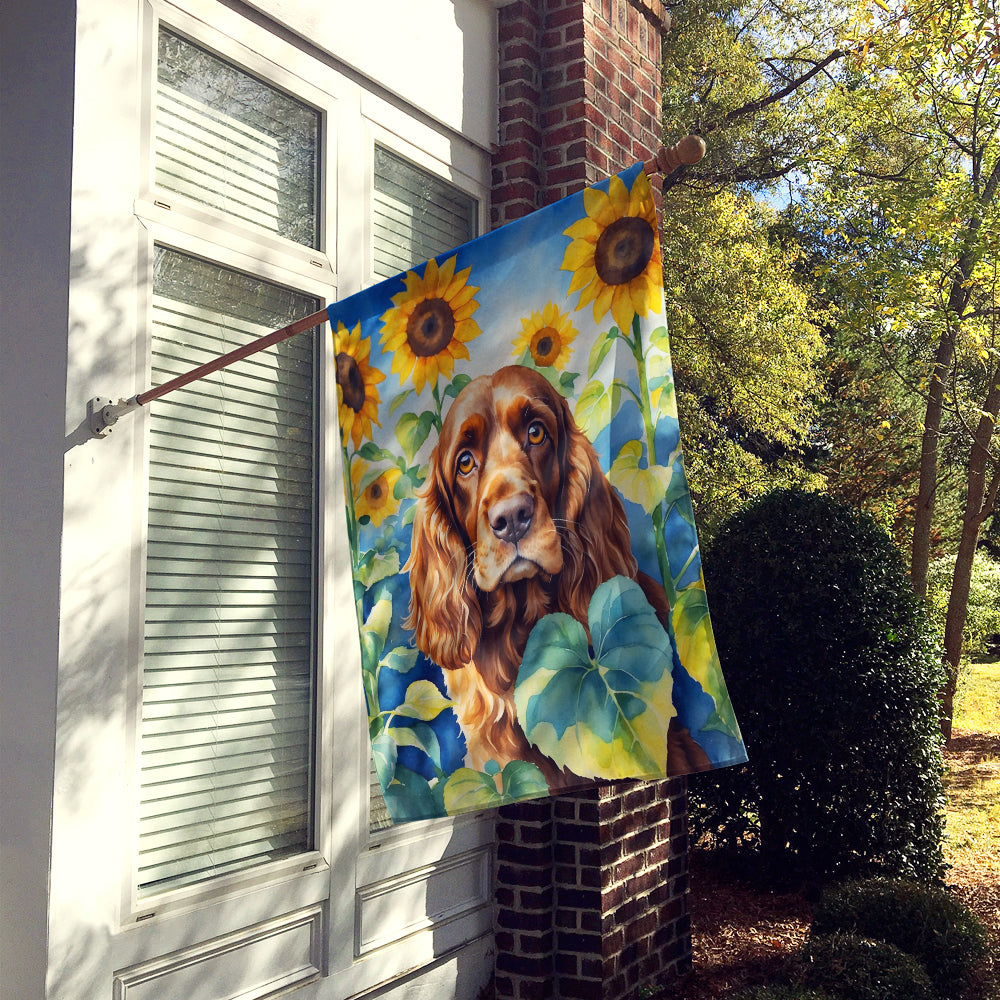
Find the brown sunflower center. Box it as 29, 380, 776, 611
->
530, 327, 561, 367
406, 298, 456, 357
367, 479, 385, 503
336, 352, 367, 412
594, 216, 655, 286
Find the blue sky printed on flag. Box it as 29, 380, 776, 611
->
327, 161, 747, 822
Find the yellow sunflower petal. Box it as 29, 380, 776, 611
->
607, 174, 631, 218
583, 185, 616, 228
448, 340, 471, 364
436, 255, 457, 290
630, 274, 656, 316
568, 266, 598, 298
446, 281, 479, 310
611, 286, 637, 333
594, 281, 617, 326
451, 302, 481, 325
563, 216, 603, 241
562, 238, 598, 272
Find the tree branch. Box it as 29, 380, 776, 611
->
706, 49, 848, 132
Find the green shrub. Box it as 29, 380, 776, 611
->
791, 933, 934, 1000
811, 878, 988, 999
691, 489, 946, 882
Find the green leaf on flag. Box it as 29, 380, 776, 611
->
396, 410, 436, 463
514, 576, 675, 779
444, 373, 473, 399
393, 679, 454, 721
574, 379, 614, 440
671, 584, 740, 740
442, 760, 550, 813
371, 729, 397, 789
387, 720, 443, 770
588, 326, 619, 378
389, 388, 413, 416
355, 549, 400, 590
608, 440, 674, 514
359, 597, 392, 676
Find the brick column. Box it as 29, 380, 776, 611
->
491, 7, 690, 997
493, 0, 669, 228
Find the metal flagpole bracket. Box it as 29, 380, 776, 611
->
85, 306, 331, 441
88, 395, 141, 438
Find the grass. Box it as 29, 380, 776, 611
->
945, 660, 1000, 869
942, 659, 1000, 1000
955, 659, 1000, 733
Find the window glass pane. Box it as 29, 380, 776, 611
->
368, 149, 477, 831
156, 28, 320, 248
139, 246, 318, 895
372, 146, 478, 279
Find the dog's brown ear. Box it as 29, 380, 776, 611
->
556, 397, 638, 620
403, 458, 481, 671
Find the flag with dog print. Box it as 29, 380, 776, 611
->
328, 161, 747, 823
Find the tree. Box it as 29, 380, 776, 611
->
659, 1, 843, 537
660, 188, 825, 537
806, 0, 1000, 736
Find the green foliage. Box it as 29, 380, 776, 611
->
663, 187, 826, 541
691, 489, 947, 882
811, 878, 988, 999
927, 550, 1000, 659
791, 934, 934, 1000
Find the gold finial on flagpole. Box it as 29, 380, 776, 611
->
643, 135, 706, 177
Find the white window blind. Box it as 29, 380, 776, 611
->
372, 146, 478, 281
138, 248, 320, 896
156, 27, 320, 248
367, 148, 477, 831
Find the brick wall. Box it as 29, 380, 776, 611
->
492, 0, 669, 228
490, 8, 689, 996
494, 780, 691, 1000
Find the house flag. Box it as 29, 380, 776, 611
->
327, 162, 747, 822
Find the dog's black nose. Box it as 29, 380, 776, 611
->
490, 494, 534, 545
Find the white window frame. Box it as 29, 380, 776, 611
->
122, 0, 341, 934
108, 1, 497, 993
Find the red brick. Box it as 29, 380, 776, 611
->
560, 978, 604, 1000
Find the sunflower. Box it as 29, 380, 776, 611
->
351, 460, 402, 526
333, 321, 384, 450
512, 301, 579, 370
378, 255, 481, 394
561, 170, 661, 333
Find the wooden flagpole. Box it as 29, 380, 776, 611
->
88, 136, 705, 437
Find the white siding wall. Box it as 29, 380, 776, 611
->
0, 1, 499, 997
0, 1, 76, 995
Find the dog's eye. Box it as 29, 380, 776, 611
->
456, 450, 476, 476
526, 421, 547, 446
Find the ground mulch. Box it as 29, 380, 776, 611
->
658, 733, 1000, 999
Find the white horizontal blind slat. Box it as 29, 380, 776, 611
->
366, 148, 478, 830
371, 146, 477, 281
155, 28, 320, 248
138, 247, 318, 896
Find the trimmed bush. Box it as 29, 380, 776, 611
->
812, 878, 988, 999
792, 933, 934, 1000
691, 489, 946, 882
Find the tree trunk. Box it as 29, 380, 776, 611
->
941, 379, 1000, 740
910, 160, 1000, 597
910, 330, 955, 598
